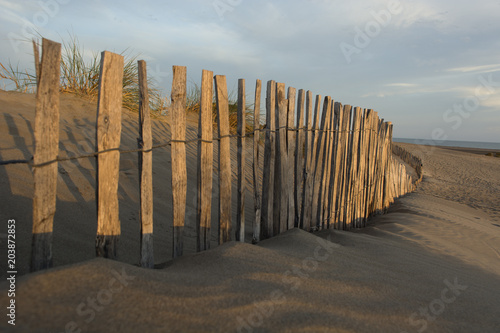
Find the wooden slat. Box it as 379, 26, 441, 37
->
171, 66, 187, 258
275, 82, 288, 234
337, 104, 352, 229
362, 109, 375, 225
329, 102, 344, 229
300, 91, 313, 229
346, 107, 361, 229
354, 109, 368, 228
260, 80, 276, 239
95, 51, 124, 259
137, 60, 154, 268
286, 87, 296, 230
31, 38, 61, 271
320, 99, 334, 230
32, 39, 40, 87
311, 96, 331, 230
214, 75, 232, 244
236, 79, 246, 242
294, 89, 305, 228
252, 79, 262, 243
197, 69, 214, 251
302, 94, 321, 231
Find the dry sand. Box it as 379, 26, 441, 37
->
0, 90, 499, 332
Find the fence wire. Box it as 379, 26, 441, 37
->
0, 125, 380, 168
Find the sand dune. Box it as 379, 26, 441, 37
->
1, 91, 500, 332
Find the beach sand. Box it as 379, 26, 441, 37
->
0, 90, 499, 332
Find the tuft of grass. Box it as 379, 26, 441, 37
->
0, 34, 258, 131
0, 35, 167, 115
185, 82, 255, 134
58, 36, 166, 115
0, 61, 36, 92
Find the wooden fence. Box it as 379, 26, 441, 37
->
11, 38, 420, 271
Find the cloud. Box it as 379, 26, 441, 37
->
446, 64, 500, 74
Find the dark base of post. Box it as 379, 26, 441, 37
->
31, 232, 53, 272
219, 224, 231, 245
197, 226, 210, 252
140, 233, 154, 268
173, 226, 183, 258
96, 235, 119, 259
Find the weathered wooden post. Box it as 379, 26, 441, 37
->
95, 51, 124, 259
31, 38, 61, 271
286, 87, 296, 230
329, 102, 344, 229
346, 107, 361, 229
236, 79, 246, 242
171, 66, 187, 258
320, 99, 334, 229
252, 79, 262, 243
302, 95, 321, 230
275, 83, 288, 234
311, 96, 331, 230
295, 89, 305, 228
261, 81, 276, 239
214, 75, 232, 244
197, 69, 214, 251
137, 60, 154, 268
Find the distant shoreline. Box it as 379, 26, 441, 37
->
396, 141, 499, 156
434, 145, 499, 155
394, 138, 500, 152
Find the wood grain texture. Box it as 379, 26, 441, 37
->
197, 69, 214, 252
329, 102, 344, 229
311, 96, 330, 230
319, 98, 334, 230
337, 104, 352, 229
260, 80, 276, 239
31, 38, 61, 271
95, 51, 124, 259
286, 87, 296, 230
236, 79, 246, 242
346, 107, 361, 229
299, 91, 313, 229
252, 79, 262, 243
275, 82, 288, 234
137, 60, 154, 268
171, 66, 187, 258
214, 75, 232, 244
294, 89, 305, 229
302, 95, 321, 231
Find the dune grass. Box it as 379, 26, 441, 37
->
0, 36, 168, 115
0, 35, 256, 132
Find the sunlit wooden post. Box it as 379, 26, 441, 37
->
252, 79, 262, 243
260, 80, 276, 239
197, 69, 214, 252
171, 66, 187, 258
31, 38, 61, 271
95, 51, 124, 259
137, 60, 154, 268
236, 79, 246, 242
214, 75, 232, 244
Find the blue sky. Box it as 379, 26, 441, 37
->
1, 0, 499, 142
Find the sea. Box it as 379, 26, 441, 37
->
393, 138, 500, 150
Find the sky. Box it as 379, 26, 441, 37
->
1, 0, 499, 143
